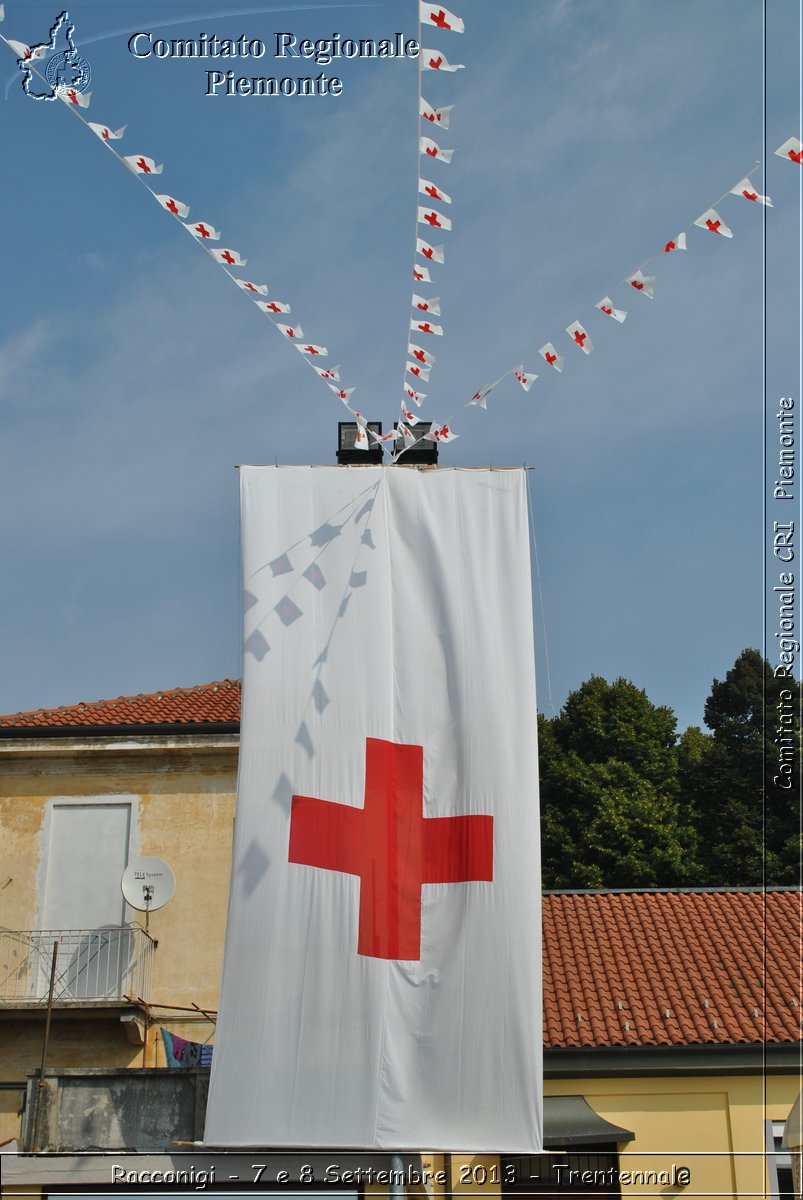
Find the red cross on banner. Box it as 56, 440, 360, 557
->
289, 738, 493, 960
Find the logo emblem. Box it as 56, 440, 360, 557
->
14, 11, 91, 101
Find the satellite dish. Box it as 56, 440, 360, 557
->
121, 856, 175, 912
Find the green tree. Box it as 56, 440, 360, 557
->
692, 648, 801, 886
539, 676, 697, 889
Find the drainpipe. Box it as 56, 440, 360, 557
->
391, 1154, 406, 1200
31, 940, 58, 1153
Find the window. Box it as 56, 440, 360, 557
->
766, 1118, 795, 1200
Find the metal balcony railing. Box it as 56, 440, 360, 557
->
0, 926, 155, 1004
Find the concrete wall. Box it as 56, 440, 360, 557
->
22, 1067, 207, 1153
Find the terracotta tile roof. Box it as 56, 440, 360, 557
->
542, 889, 802, 1049
0, 680, 241, 730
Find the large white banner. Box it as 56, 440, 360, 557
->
204, 466, 542, 1151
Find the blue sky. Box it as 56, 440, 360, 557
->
1, 0, 800, 732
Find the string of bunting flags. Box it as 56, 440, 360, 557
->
2, 5, 802, 463
0, 18, 356, 417
375, 2, 465, 457
388, 133, 802, 462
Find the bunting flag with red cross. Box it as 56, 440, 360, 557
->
514, 366, 537, 391
235, 279, 269, 296
420, 98, 453, 129
122, 154, 162, 175
87, 121, 127, 142
312, 364, 341, 381
153, 194, 190, 218
566, 321, 593, 354
328, 384, 355, 402
397, 422, 418, 448
210, 247, 247, 266
663, 232, 686, 252
468, 380, 499, 408
628, 269, 655, 297
424, 421, 459, 443
420, 136, 455, 163
775, 136, 803, 164
730, 178, 772, 206
404, 384, 427, 406
412, 294, 441, 315
596, 297, 627, 323
539, 342, 565, 372
693, 208, 733, 238
406, 361, 431, 381
409, 342, 437, 366
205, 468, 541, 1150
419, 178, 452, 205
56, 84, 91, 108
419, 2, 465, 33
410, 318, 444, 337
184, 220, 221, 241
421, 48, 464, 71
416, 238, 445, 264
417, 205, 452, 232
5, 38, 44, 60
257, 299, 291, 314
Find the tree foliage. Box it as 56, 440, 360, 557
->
538, 650, 800, 890
539, 676, 696, 889
688, 648, 801, 886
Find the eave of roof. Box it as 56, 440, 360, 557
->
0, 680, 242, 734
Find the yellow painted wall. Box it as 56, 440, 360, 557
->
544, 1073, 800, 1198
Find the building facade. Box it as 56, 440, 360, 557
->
0, 682, 800, 1197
